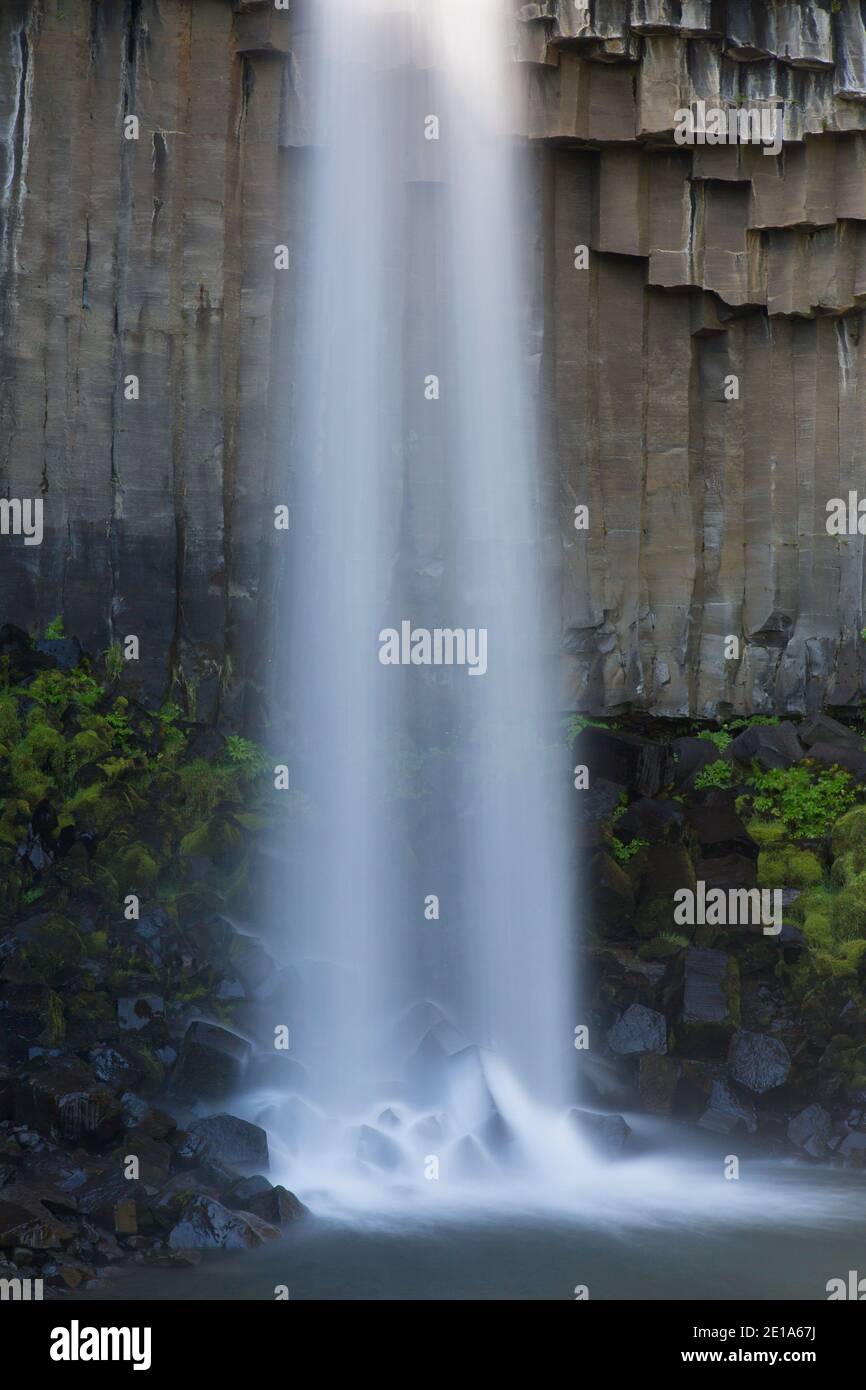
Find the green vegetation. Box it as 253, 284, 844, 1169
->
696, 729, 732, 752
693, 758, 733, 790
0, 646, 275, 934
43, 615, 65, 640
740, 765, 856, 840
611, 835, 648, 865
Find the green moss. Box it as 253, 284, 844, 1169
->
831, 848, 866, 888
832, 805, 866, 857
831, 874, 866, 941
114, 843, 160, 890
757, 845, 823, 889
746, 818, 787, 848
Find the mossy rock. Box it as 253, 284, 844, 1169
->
832, 805, 866, 858
633, 843, 696, 939
757, 845, 823, 890
69, 728, 112, 764
179, 815, 246, 863
0, 915, 84, 986
831, 874, 866, 941
746, 818, 787, 848
114, 843, 160, 891
831, 850, 866, 888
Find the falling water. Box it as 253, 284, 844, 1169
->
244, 1, 864, 1249
267, 0, 585, 1205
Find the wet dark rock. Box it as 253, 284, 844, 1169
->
234, 1184, 307, 1226
638, 1054, 681, 1114
34, 637, 82, 671
181, 1114, 269, 1171
670, 737, 723, 792
798, 714, 860, 750
188, 915, 237, 960
680, 948, 740, 1052
728, 1030, 791, 1093
224, 1174, 272, 1207
167, 1195, 280, 1250
802, 742, 866, 780
172, 1021, 251, 1099
75, 1169, 149, 1234
0, 623, 31, 656
14, 1058, 122, 1145
573, 777, 627, 846
685, 803, 757, 861
122, 1132, 173, 1185
838, 1132, 866, 1167
119, 1094, 175, 1142
0, 1197, 72, 1250
607, 1002, 667, 1056
697, 1080, 757, 1135
694, 852, 757, 893
568, 1107, 632, 1153
575, 727, 673, 798
729, 721, 803, 770
586, 850, 634, 937
787, 1104, 833, 1158
228, 935, 276, 995
616, 797, 683, 845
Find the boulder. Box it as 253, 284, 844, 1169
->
172, 1021, 251, 1099
574, 727, 672, 798
568, 1108, 631, 1154
694, 853, 757, 893
802, 742, 866, 780
729, 722, 803, 770
181, 1114, 269, 1171
586, 849, 634, 936
728, 1030, 791, 1093
838, 1132, 866, 1167
670, 737, 722, 792
633, 842, 696, 937
0, 1197, 72, 1250
573, 777, 627, 847
638, 1054, 681, 1114
697, 1081, 757, 1135
228, 935, 277, 995
76, 1169, 149, 1233
679, 948, 740, 1051
787, 1104, 833, 1158
607, 1003, 667, 1056
685, 803, 757, 861
14, 1058, 122, 1145
615, 797, 683, 845
167, 1195, 280, 1250
233, 1184, 307, 1225
797, 714, 860, 750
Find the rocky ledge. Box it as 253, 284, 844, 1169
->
0, 623, 306, 1296
579, 711, 866, 1162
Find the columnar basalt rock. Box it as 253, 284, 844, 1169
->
1, 1, 866, 721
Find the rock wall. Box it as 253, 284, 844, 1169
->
2, 0, 866, 722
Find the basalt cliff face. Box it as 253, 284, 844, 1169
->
1, 0, 866, 721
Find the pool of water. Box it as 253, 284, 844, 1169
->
89, 1162, 866, 1301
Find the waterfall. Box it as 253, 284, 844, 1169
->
271, 0, 584, 1206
